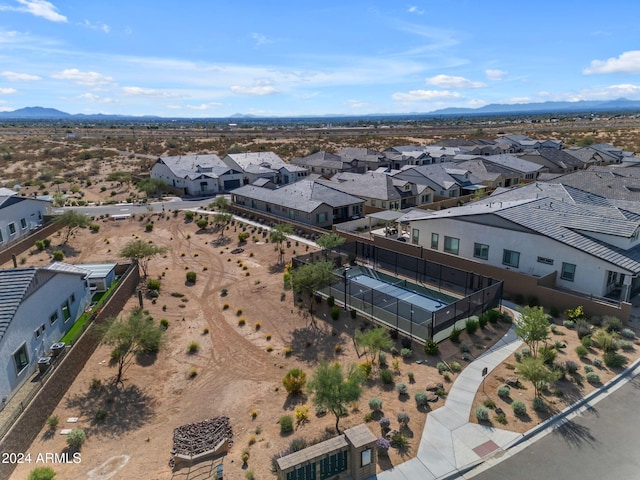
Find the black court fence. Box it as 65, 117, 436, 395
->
292, 242, 503, 343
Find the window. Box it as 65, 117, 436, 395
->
502, 249, 520, 268
49, 311, 59, 325
431, 233, 439, 249
0, 230, 3, 243
473, 243, 489, 260
62, 301, 71, 322
20, 218, 27, 229
537, 256, 554, 265
361, 448, 372, 466
289, 209, 295, 220
70, 293, 76, 303
286, 463, 316, 480
444, 236, 459, 255
371, 200, 377, 207
421, 194, 431, 203
13, 344, 29, 374
412, 228, 419, 245
561, 262, 576, 282
381, 201, 387, 208
316, 212, 327, 223
8, 222, 16, 235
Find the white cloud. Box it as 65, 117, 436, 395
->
252, 33, 270, 47
507, 97, 531, 104
425, 74, 485, 89
485, 69, 507, 81
345, 99, 369, 108
122, 86, 180, 98
81, 19, 110, 33
392, 89, 461, 102
78, 93, 114, 103
0, 71, 40, 81
0, 0, 67, 22
584, 50, 640, 74
51, 69, 113, 86
407, 6, 424, 15
231, 85, 280, 96
0, 87, 18, 94
186, 102, 223, 110
566, 84, 640, 101
467, 99, 488, 107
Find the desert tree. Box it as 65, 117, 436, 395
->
55, 210, 91, 244
316, 232, 345, 257
136, 178, 166, 199
101, 308, 164, 385
515, 306, 550, 359
208, 196, 229, 211
290, 260, 335, 317
119, 239, 168, 278
307, 361, 364, 434
270, 223, 294, 264
355, 327, 393, 365
213, 211, 233, 239
517, 356, 561, 398
106, 171, 132, 187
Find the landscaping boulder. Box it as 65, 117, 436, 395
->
425, 382, 444, 392
426, 392, 439, 403
505, 377, 520, 388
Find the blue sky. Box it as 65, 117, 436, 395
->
1, 0, 639, 117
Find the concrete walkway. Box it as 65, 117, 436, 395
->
375, 318, 523, 480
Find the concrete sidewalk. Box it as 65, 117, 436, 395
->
375, 319, 523, 480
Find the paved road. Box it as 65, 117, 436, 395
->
53, 196, 216, 217
467, 373, 640, 480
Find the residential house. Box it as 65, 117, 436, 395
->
222, 152, 308, 185
565, 143, 635, 165
337, 147, 390, 171
290, 151, 365, 176
0, 263, 91, 403
150, 155, 244, 195
454, 154, 547, 186
495, 134, 562, 152
398, 182, 640, 303
518, 147, 585, 174
392, 164, 485, 199
544, 165, 640, 202
319, 171, 434, 211
383, 146, 432, 168
0, 194, 49, 249
76, 263, 117, 292
433, 138, 503, 156
230, 179, 364, 227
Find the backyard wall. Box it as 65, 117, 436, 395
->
0, 262, 140, 480
0, 219, 58, 266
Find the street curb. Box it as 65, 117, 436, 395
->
504, 355, 640, 450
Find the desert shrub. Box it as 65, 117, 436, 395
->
484, 399, 496, 409
187, 342, 199, 354
459, 343, 471, 353
379, 417, 390, 429
380, 369, 393, 384
603, 316, 622, 332
395, 382, 408, 395
495, 413, 507, 424
585, 372, 601, 384
618, 340, 634, 352
486, 309, 500, 324
364, 412, 373, 422
565, 305, 585, 321
593, 357, 603, 368
592, 328, 618, 353
185, 271, 197, 283
289, 437, 308, 452
52, 250, 64, 261
549, 306, 560, 318
46, 415, 59, 431
581, 336, 592, 348
462, 352, 471, 361
254, 322, 261, 331
584, 365, 594, 373
621, 328, 636, 339
475, 407, 489, 422
378, 351, 387, 366
407, 371, 415, 383
512, 400, 527, 416
400, 337, 412, 349
94, 408, 108, 422
415, 391, 428, 407
203, 328, 209, 335
147, 279, 161, 292
478, 313, 488, 329
327, 295, 335, 307
245, 471, 255, 480
294, 405, 309, 424
553, 340, 564, 350
424, 340, 439, 355
283, 369, 307, 395
236, 308, 243, 316
35, 239, 46, 251
565, 360, 579, 373
539, 345, 557, 365
145, 222, 154, 232
241, 448, 250, 465
330, 305, 340, 320
28, 467, 57, 480
575, 345, 588, 357
514, 351, 522, 362
603, 352, 627, 368
563, 320, 575, 329
278, 415, 294, 434
449, 361, 462, 372
532, 397, 547, 412
238, 232, 250, 242
465, 319, 479, 335
390, 431, 409, 449
368, 397, 383, 411
521, 347, 531, 358
449, 326, 462, 343
400, 348, 412, 358
238, 318, 246, 326
160, 318, 169, 330
436, 362, 448, 375
66, 429, 86, 450
358, 361, 372, 378
376, 437, 390, 453
397, 412, 410, 426
589, 315, 602, 327
497, 385, 510, 398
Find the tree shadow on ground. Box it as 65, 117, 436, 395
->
553, 418, 598, 448
282, 393, 308, 411
64, 383, 156, 437
135, 351, 158, 367
289, 323, 348, 364
268, 263, 286, 274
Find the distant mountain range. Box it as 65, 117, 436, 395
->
2, 99, 640, 121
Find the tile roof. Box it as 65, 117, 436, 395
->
156, 155, 238, 179
320, 172, 404, 201
0, 268, 37, 342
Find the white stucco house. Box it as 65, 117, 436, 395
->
0, 194, 49, 248
222, 152, 308, 185
398, 182, 640, 303
0, 263, 92, 403
150, 155, 244, 195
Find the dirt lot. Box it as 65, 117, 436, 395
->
8, 212, 514, 480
